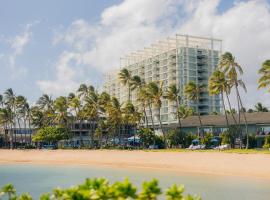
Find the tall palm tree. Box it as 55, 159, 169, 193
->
106, 97, 122, 146
37, 94, 54, 126
53, 96, 69, 127
122, 101, 141, 146
147, 81, 166, 147
68, 93, 83, 145
0, 107, 13, 148
131, 75, 148, 127
208, 70, 229, 126
184, 81, 204, 135
37, 94, 54, 111
258, 60, 270, 92
219, 52, 248, 148
118, 68, 133, 102
254, 102, 268, 112
164, 84, 182, 130
83, 89, 99, 147
15, 95, 27, 146
137, 87, 149, 128
4, 88, 16, 148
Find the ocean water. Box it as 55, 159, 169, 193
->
0, 164, 269, 200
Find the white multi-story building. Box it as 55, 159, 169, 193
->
104, 34, 222, 126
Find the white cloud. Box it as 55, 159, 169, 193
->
0, 22, 38, 79
39, 0, 270, 108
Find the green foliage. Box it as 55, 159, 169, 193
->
220, 132, 230, 145
32, 126, 69, 143
0, 179, 200, 200
138, 128, 155, 148
184, 133, 197, 148
200, 132, 213, 148
167, 130, 182, 148
138, 179, 161, 200
263, 135, 270, 149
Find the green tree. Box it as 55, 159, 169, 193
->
164, 84, 182, 131
32, 126, 69, 144
118, 68, 133, 102
219, 52, 248, 148
258, 60, 270, 92
208, 70, 229, 126
184, 82, 205, 135
4, 88, 16, 148
147, 82, 166, 147
254, 102, 268, 112
1, 183, 16, 200
53, 96, 69, 127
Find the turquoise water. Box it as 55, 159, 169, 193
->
0, 164, 270, 200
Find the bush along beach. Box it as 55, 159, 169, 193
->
0, 178, 201, 200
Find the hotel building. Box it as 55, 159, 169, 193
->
104, 34, 222, 126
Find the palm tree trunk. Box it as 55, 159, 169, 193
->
221, 93, 229, 127
158, 107, 167, 148
23, 118, 27, 147
143, 105, 149, 128
225, 90, 237, 125
128, 85, 131, 102
17, 118, 23, 147
197, 100, 202, 137
235, 85, 242, 148
148, 101, 155, 131
236, 87, 249, 149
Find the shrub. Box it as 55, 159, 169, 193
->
183, 133, 197, 148
263, 135, 270, 149
32, 126, 69, 144
138, 128, 155, 148
220, 131, 231, 145
200, 132, 213, 148
0, 178, 201, 200
167, 130, 183, 148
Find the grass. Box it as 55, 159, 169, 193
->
144, 148, 270, 154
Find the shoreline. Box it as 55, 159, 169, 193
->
1, 149, 270, 180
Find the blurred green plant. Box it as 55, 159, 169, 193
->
0, 178, 200, 200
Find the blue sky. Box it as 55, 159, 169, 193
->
0, 0, 270, 108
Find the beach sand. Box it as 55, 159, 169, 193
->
0, 149, 270, 180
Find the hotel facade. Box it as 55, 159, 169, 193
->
104, 34, 222, 126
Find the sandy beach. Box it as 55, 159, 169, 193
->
0, 150, 270, 180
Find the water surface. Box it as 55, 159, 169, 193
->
0, 164, 269, 199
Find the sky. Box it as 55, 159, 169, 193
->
0, 0, 270, 108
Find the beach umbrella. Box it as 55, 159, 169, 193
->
210, 138, 219, 143
192, 139, 200, 143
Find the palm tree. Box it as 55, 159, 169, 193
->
15, 95, 27, 146
137, 87, 149, 128
37, 94, 54, 111
83, 89, 99, 147
122, 101, 141, 146
184, 81, 204, 135
0, 107, 13, 148
219, 52, 248, 148
53, 96, 69, 127
37, 94, 54, 126
147, 81, 166, 147
118, 68, 133, 102
106, 97, 122, 146
208, 70, 229, 126
258, 60, 270, 92
164, 84, 182, 130
4, 88, 16, 148
254, 102, 268, 112
68, 93, 83, 145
